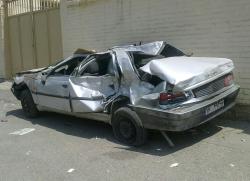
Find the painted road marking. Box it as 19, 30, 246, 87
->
10, 128, 35, 135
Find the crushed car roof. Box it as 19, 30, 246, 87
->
111, 41, 165, 55
73, 48, 96, 55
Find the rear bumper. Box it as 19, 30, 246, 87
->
132, 85, 240, 131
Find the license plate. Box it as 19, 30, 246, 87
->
205, 100, 224, 116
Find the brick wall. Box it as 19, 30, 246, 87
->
60, 0, 250, 104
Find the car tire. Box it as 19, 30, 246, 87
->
20, 89, 39, 118
112, 107, 147, 146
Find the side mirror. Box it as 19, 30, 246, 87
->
41, 72, 47, 76
41, 72, 48, 85
41, 75, 47, 85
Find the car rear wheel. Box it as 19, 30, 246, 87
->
20, 89, 39, 118
112, 107, 147, 146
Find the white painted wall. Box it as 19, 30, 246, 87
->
60, 0, 250, 104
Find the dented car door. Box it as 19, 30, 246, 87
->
36, 75, 71, 112
35, 56, 85, 112
69, 53, 119, 113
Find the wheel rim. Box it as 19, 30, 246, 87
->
119, 118, 136, 140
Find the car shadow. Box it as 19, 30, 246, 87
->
117, 122, 222, 156
216, 115, 250, 135
6, 108, 224, 156
6, 109, 115, 141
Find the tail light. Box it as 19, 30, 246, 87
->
159, 92, 187, 105
224, 74, 234, 87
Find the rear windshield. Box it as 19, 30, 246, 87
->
129, 51, 164, 86
160, 44, 185, 57
129, 44, 185, 69
130, 51, 164, 69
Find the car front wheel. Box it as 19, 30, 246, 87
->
112, 107, 147, 146
20, 89, 39, 118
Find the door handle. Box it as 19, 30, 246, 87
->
62, 84, 68, 88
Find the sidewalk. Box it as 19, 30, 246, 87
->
0, 81, 12, 90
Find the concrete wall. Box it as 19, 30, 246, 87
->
60, 0, 250, 104
0, 5, 5, 79
7, 8, 63, 75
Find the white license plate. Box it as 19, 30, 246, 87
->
205, 100, 224, 116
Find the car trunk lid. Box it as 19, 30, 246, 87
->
140, 56, 234, 91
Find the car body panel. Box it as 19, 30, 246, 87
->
36, 75, 71, 112
140, 56, 234, 91
132, 84, 239, 131
69, 75, 118, 112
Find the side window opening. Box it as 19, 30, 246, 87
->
79, 53, 114, 76
160, 44, 185, 57
51, 57, 84, 76
130, 51, 164, 86
131, 52, 163, 69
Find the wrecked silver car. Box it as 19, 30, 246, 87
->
11, 41, 240, 146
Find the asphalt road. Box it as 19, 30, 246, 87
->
0, 81, 250, 181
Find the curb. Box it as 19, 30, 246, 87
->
220, 103, 250, 121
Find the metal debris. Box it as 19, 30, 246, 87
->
229, 163, 235, 167
26, 151, 32, 155
67, 168, 75, 173
241, 139, 246, 142
161, 131, 175, 147
170, 163, 179, 168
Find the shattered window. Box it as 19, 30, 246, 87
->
160, 44, 185, 57
130, 51, 164, 69
50, 57, 84, 76
130, 51, 164, 86
78, 53, 114, 76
